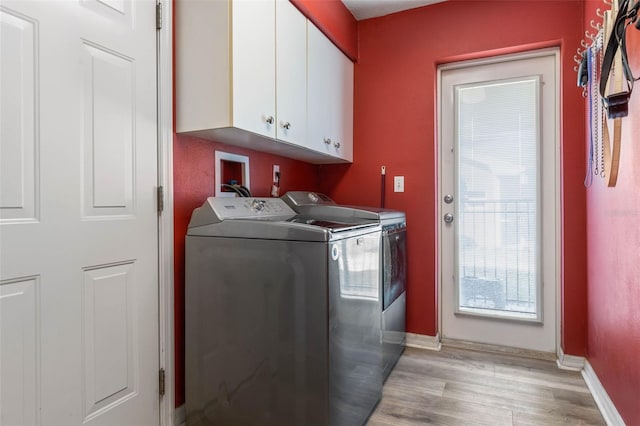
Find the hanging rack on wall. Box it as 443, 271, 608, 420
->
576, 0, 640, 187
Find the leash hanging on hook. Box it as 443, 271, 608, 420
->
600, 0, 639, 119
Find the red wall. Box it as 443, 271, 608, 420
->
322, 1, 588, 351
584, 2, 640, 424
291, 0, 358, 60
173, 138, 319, 407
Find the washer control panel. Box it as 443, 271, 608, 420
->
209, 197, 296, 220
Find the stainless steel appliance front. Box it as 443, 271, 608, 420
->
281, 191, 407, 380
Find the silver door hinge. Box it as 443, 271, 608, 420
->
157, 186, 164, 213
156, 3, 162, 30
159, 368, 166, 396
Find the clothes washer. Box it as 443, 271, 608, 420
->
185, 197, 382, 426
281, 191, 407, 381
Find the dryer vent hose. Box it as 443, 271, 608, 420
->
221, 184, 252, 197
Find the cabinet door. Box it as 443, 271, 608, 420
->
232, 0, 276, 138
307, 24, 335, 155
276, 0, 307, 145
329, 45, 354, 162
308, 24, 353, 161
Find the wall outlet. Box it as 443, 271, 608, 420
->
273, 164, 280, 182
394, 176, 405, 192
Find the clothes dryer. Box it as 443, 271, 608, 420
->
281, 191, 407, 380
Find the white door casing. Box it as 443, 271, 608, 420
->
438, 50, 560, 353
0, 0, 160, 424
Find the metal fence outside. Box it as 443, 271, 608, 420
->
458, 199, 538, 314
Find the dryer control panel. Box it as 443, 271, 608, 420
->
281, 191, 335, 206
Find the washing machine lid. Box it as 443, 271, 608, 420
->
281, 191, 406, 222
187, 197, 379, 241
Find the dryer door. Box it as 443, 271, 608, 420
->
383, 227, 407, 310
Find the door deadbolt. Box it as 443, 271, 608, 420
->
444, 194, 454, 204
443, 213, 454, 223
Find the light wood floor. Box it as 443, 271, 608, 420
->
368, 346, 605, 426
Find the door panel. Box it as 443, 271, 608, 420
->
0, 0, 159, 424
439, 51, 558, 352
0, 277, 39, 426
82, 41, 135, 216
82, 262, 137, 421
0, 8, 38, 222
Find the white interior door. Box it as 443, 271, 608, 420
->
0, 1, 160, 424
439, 50, 559, 353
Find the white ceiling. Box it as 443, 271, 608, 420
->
341, 0, 446, 20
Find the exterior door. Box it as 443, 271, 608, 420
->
0, 0, 160, 425
438, 50, 558, 353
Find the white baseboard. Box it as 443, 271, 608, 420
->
405, 332, 442, 351
440, 338, 556, 361
175, 404, 186, 426
582, 361, 626, 426
556, 347, 586, 371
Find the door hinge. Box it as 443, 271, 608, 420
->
157, 186, 164, 213
159, 368, 166, 396
156, 2, 162, 30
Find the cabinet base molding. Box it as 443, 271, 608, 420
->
180, 127, 349, 165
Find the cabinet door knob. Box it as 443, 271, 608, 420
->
282, 122, 291, 130
324, 138, 331, 145
333, 141, 341, 149
265, 116, 274, 124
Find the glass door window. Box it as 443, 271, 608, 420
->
456, 78, 540, 320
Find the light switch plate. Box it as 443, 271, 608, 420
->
394, 176, 404, 192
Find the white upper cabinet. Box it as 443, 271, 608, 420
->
307, 24, 332, 155
334, 45, 354, 162
175, 0, 276, 138
308, 24, 354, 162
232, 0, 276, 138
176, 0, 353, 164
276, 0, 307, 145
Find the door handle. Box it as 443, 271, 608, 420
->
444, 194, 454, 204
443, 213, 454, 223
